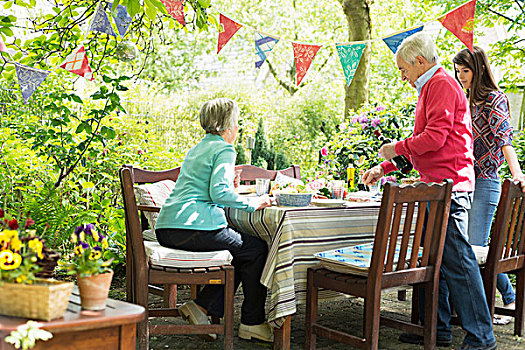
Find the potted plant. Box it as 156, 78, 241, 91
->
0, 210, 73, 320
63, 223, 113, 310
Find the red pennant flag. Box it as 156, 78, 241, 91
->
60, 46, 94, 81
292, 42, 322, 85
161, 0, 185, 26
438, 0, 476, 51
217, 14, 242, 54
0, 39, 6, 52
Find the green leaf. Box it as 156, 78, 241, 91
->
3, 2, 13, 9
102, 75, 112, 84
75, 123, 85, 133
144, 1, 158, 21
198, 0, 211, 8
127, 0, 141, 18
81, 181, 95, 189
71, 94, 83, 104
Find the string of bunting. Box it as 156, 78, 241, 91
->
0, 0, 476, 104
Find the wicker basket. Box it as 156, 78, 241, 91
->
0, 279, 73, 321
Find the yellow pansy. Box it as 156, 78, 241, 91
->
79, 231, 85, 242
0, 232, 8, 249
28, 239, 43, 259
16, 275, 27, 284
101, 238, 108, 249
10, 237, 22, 251
74, 245, 84, 255
4, 230, 18, 239
89, 250, 102, 260
92, 229, 100, 242
0, 250, 22, 270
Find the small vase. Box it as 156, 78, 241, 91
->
77, 270, 114, 310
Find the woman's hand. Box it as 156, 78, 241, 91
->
234, 169, 242, 188
363, 165, 384, 186
255, 195, 272, 210
513, 173, 525, 192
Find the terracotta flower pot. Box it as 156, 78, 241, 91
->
77, 270, 114, 310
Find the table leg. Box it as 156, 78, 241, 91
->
273, 315, 291, 350
119, 324, 137, 349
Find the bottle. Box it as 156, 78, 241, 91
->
346, 167, 355, 190
374, 130, 413, 174
357, 170, 368, 191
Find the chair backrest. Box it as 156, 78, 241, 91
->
487, 179, 525, 274
235, 164, 301, 184
368, 180, 453, 284
119, 165, 181, 273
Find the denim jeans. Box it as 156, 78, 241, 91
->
419, 192, 496, 347
156, 227, 268, 325
468, 178, 516, 305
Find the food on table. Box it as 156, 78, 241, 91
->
345, 191, 375, 202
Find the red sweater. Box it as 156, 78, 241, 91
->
381, 67, 475, 192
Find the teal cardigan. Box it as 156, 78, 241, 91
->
155, 133, 257, 231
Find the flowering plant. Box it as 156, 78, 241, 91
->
63, 224, 112, 277
0, 210, 44, 285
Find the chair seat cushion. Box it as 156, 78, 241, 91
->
144, 241, 233, 268
315, 242, 422, 276
471, 245, 489, 265
142, 229, 157, 242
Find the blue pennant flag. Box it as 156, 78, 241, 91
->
336, 43, 367, 86
382, 25, 424, 54
112, 4, 132, 37
254, 32, 279, 69
15, 63, 50, 104
90, 3, 117, 37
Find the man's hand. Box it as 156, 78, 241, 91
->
379, 142, 397, 161
362, 165, 385, 186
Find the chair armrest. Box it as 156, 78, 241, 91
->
138, 205, 161, 213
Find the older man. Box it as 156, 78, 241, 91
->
363, 33, 496, 350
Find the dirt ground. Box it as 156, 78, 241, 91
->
108, 280, 524, 350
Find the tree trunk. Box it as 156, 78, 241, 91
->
339, 0, 372, 119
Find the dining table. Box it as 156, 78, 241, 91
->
224, 200, 383, 349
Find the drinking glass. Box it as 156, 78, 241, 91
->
256, 178, 270, 196
369, 181, 380, 196
331, 180, 345, 200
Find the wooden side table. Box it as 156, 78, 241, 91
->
0, 288, 145, 350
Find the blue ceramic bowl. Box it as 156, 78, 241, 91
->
275, 193, 313, 207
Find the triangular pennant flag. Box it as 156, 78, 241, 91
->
0, 39, 6, 52
438, 0, 476, 51
161, 0, 186, 26
112, 3, 132, 37
14, 63, 50, 104
60, 46, 94, 81
292, 42, 322, 86
89, 3, 117, 37
254, 32, 279, 69
382, 25, 424, 54
217, 14, 242, 54
336, 43, 367, 86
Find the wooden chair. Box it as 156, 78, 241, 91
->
235, 164, 301, 184
479, 179, 525, 336
119, 165, 235, 350
305, 180, 453, 350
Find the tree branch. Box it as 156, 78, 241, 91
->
266, 59, 298, 95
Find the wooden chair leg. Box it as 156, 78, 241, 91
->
191, 284, 201, 300
305, 268, 318, 350
137, 282, 149, 350
398, 289, 407, 301
163, 284, 177, 308
411, 286, 420, 324
423, 282, 438, 350
363, 295, 381, 350
224, 267, 235, 350
515, 269, 524, 336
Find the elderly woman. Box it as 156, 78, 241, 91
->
155, 98, 273, 342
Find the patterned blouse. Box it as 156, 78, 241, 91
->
472, 90, 513, 179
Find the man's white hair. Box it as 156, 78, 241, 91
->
396, 32, 439, 65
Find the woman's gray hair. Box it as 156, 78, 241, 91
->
199, 98, 239, 134
396, 32, 439, 65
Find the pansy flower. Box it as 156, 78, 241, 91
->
89, 246, 102, 260
0, 250, 22, 270
28, 238, 44, 259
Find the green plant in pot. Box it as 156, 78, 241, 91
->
63, 224, 113, 310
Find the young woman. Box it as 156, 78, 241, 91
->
453, 46, 525, 324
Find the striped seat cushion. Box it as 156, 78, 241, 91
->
144, 241, 233, 268
134, 180, 176, 232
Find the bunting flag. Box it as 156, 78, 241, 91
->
254, 32, 279, 69
438, 0, 476, 51
60, 46, 94, 81
161, 0, 186, 26
0, 39, 6, 52
292, 42, 322, 86
217, 14, 242, 54
89, 3, 117, 37
382, 25, 424, 54
14, 63, 50, 104
113, 4, 132, 37
336, 43, 367, 86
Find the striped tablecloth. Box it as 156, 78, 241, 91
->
224, 202, 382, 326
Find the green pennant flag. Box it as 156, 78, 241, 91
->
336, 43, 367, 86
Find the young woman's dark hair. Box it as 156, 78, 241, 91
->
453, 46, 500, 108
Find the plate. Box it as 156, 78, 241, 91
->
311, 199, 346, 207
235, 185, 256, 194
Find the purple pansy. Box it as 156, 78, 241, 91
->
84, 223, 95, 235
